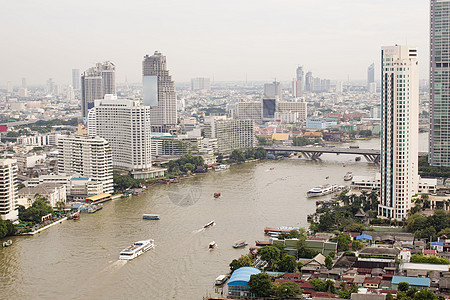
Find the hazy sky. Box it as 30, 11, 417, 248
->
1, 0, 429, 86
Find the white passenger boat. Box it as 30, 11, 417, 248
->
344, 172, 353, 181
142, 214, 160, 220
307, 184, 339, 198
215, 275, 229, 285
119, 239, 154, 260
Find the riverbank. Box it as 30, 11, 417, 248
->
20, 217, 68, 236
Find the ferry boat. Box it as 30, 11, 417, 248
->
233, 240, 248, 248
2, 240, 12, 247
209, 241, 216, 249
215, 275, 229, 285
215, 164, 230, 171
142, 214, 160, 220
204, 220, 215, 228
307, 184, 339, 198
344, 172, 353, 181
72, 211, 80, 220
119, 239, 154, 260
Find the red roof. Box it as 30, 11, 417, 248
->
310, 292, 339, 298
423, 249, 437, 255
357, 268, 372, 274
364, 277, 381, 284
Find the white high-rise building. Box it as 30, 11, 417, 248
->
142, 51, 177, 132
0, 159, 18, 221
204, 117, 255, 153
88, 95, 152, 171
81, 61, 116, 118
57, 135, 113, 194
72, 69, 80, 90
236, 101, 262, 123
378, 45, 419, 220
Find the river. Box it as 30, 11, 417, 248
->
0, 133, 429, 299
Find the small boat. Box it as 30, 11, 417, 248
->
270, 167, 275, 170
344, 172, 353, 181
307, 184, 339, 198
233, 240, 248, 248
72, 211, 80, 220
325, 176, 329, 180
143, 214, 160, 220
355, 156, 361, 162
204, 220, 215, 228
119, 239, 155, 260
2, 240, 12, 247
214, 192, 221, 198
215, 275, 229, 285
209, 241, 216, 249
215, 164, 230, 171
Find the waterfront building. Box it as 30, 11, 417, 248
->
204, 117, 255, 153
72, 69, 80, 90
430, 0, 450, 166
306, 118, 337, 129
57, 135, 113, 194
191, 77, 210, 91
227, 267, 261, 298
17, 183, 66, 208
0, 159, 18, 221
378, 45, 419, 220
142, 51, 177, 132
88, 95, 152, 172
81, 61, 116, 118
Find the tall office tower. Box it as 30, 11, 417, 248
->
0, 159, 18, 221
262, 98, 277, 121
191, 77, 211, 91
263, 81, 282, 99
81, 61, 116, 118
368, 63, 375, 87
21, 78, 26, 89
305, 72, 313, 92
203, 117, 255, 153
72, 69, 80, 90
57, 135, 113, 194
235, 101, 262, 123
430, 0, 450, 166
46, 78, 54, 95
88, 95, 152, 171
295, 66, 304, 97
378, 45, 419, 221
142, 51, 177, 132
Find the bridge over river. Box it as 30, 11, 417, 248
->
263, 146, 427, 164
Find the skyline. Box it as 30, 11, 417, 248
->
1, 0, 429, 86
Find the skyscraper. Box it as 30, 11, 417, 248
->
0, 159, 18, 221
367, 63, 375, 87
430, 0, 450, 166
81, 61, 115, 118
72, 69, 80, 90
378, 45, 419, 221
88, 95, 152, 172
21, 78, 26, 89
263, 81, 282, 99
305, 72, 313, 92
295, 66, 304, 97
142, 51, 177, 132
57, 135, 114, 194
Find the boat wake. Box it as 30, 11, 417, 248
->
192, 228, 204, 233
101, 260, 127, 274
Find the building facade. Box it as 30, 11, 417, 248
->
72, 69, 80, 90
368, 63, 375, 89
430, 0, 450, 166
88, 95, 152, 172
57, 135, 113, 194
191, 77, 210, 91
81, 61, 116, 118
235, 101, 262, 123
378, 45, 419, 220
142, 51, 177, 132
204, 117, 255, 153
0, 159, 18, 221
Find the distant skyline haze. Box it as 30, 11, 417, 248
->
1, 0, 429, 86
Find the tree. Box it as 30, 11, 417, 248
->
229, 254, 253, 273
277, 254, 297, 273
183, 163, 195, 173
248, 273, 273, 297
18, 198, 54, 223
352, 240, 364, 251
229, 149, 246, 163
337, 233, 351, 252
258, 246, 281, 269
414, 289, 437, 300
297, 262, 303, 271
325, 255, 333, 269
398, 282, 410, 292
275, 282, 302, 299
386, 292, 394, 300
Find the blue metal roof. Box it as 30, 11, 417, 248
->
356, 234, 373, 241
392, 276, 430, 287
228, 267, 261, 287
431, 242, 444, 246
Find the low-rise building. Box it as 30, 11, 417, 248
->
17, 182, 66, 208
